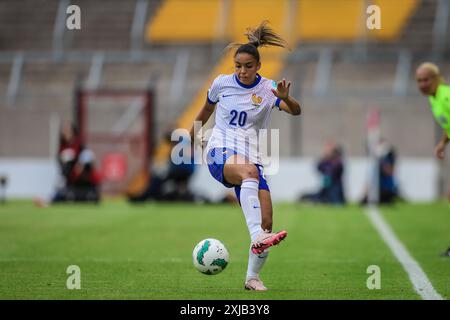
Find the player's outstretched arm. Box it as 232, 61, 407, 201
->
189, 99, 216, 142
434, 130, 449, 160
271, 79, 301, 116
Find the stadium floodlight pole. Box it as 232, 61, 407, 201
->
367, 108, 380, 205
130, 0, 149, 63
212, 0, 230, 59
6, 52, 24, 106
432, 0, 449, 61
86, 52, 104, 90
313, 48, 332, 97
52, 0, 69, 62
169, 51, 190, 108
393, 50, 412, 97
283, 0, 296, 45
49, 112, 61, 161
352, 0, 369, 61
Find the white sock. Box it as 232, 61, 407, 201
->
246, 248, 269, 280
240, 178, 268, 280
240, 178, 264, 240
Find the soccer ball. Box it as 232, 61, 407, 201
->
192, 238, 229, 275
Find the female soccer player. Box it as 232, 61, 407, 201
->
190, 21, 301, 290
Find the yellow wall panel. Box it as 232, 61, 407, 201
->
369, 0, 418, 40
297, 0, 363, 41
146, 0, 221, 42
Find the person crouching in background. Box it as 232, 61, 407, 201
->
66, 149, 102, 203
299, 141, 346, 205
35, 148, 102, 206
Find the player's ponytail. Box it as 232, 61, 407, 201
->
245, 20, 288, 49
227, 21, 289, 62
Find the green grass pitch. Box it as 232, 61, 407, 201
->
0, 200, 448, 299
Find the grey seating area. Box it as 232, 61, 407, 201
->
0, 0, 449, 159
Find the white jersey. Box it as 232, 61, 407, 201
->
205, 73, 281, 165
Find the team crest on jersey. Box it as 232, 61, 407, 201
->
252, 93, 263, 106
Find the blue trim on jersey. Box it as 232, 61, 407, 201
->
207, 93, 218, 105
275, 98, 282, 110
234, 73, 262, 89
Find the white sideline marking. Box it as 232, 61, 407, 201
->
365, 205, 444, 300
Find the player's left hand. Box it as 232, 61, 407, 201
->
434, 141, 446, 160
271, 79, 291, 100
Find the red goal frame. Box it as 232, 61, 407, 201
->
74, 88, 154, 195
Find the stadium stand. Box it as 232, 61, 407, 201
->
0, 0, 58, 51
0, 0, 449, 163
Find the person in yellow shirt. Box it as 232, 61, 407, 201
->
416, 63, 450, 158
416, 62, 450, 257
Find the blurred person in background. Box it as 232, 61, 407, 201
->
299, 141, 346, 205
128, 128, 198, 202
0, 175, 7, 204
415, 62, 450, 257
58, 122, 83, 180
34, 122, 83, 207
360, 138, 400, 205
66, 149, 102, 203
34, 148, 101, 206
377, 138, 399, 204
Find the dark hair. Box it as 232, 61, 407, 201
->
227, 20, 289, 62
